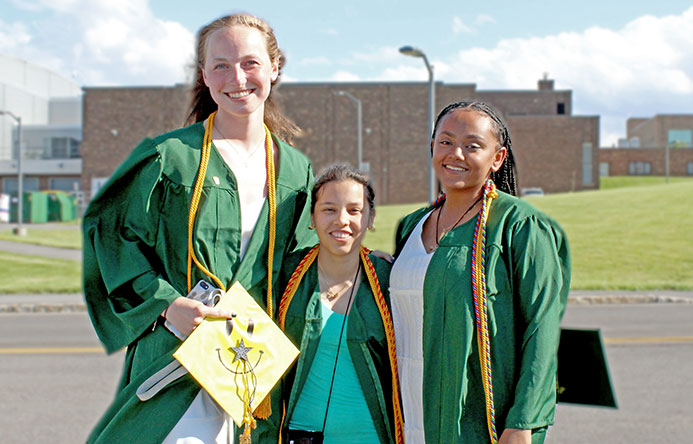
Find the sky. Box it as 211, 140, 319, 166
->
1, 0, 692, 146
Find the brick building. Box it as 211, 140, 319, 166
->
599, 114, 693, 177
82, 78, 599, 204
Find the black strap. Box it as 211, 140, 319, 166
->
320, 262, 361, 433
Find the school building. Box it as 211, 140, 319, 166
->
599, 114, 693, 177
81, 76, 599, 205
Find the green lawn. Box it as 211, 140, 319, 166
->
0, 226, 82, 249
525, 181, 693, 290
0, 250, 81, 293
600, 175, 693, 190
366, 179, 693, 290
2, 177, 691, 293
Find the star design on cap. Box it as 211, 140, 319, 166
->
230, 339, 253, 364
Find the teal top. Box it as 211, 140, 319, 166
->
262, 248, 396, 444
289, 300, 379, 443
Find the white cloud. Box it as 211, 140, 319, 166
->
0, 20, 32, 48
331, 70, 361, 82
349, 46, 401, 63
0, 0, 194, 86
452, 16, 473, 34
371, 7, 693, 144
475, 14, 496, 26
296, 56, 332, 66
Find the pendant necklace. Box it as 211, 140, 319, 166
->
318, 265, 354, 301
430, 195, 483, 252
214, 125, 265, 167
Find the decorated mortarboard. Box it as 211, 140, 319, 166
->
557, 328, 617, 408
173, 281, 299, 440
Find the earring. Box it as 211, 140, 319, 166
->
308, 223, 315, 230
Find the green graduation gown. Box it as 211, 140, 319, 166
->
393, 191, 570, 444
278, 249, 397, 444
82, 122, 315, 443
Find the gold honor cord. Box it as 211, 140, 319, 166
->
278, 245, 404, 444
186, 110, 277, 308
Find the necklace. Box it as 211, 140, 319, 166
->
317, 264, 356, 301
214, 125, 265, 167
429, 195, 483, 252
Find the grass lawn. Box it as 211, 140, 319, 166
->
600, 175, 693, 190
0, 225, 82, 250
1, 177, 690, 293
366, 179, 693, 290
525, 181, 693, 290
0, 250, 81, 293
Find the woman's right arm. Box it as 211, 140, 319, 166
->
83, 140, 229, 352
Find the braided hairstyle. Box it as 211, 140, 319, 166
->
186, 13, 299, 142
431, 101, 518, 196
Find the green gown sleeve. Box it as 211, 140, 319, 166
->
83, 139, 182, 354
503, 214, 571, 429
286, 163, 316, 254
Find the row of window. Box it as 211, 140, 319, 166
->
1, 177, 80, 194
625, 162, 693, 175
23, 137, 81, 160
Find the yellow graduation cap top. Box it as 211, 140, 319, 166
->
173, 281, 299, 427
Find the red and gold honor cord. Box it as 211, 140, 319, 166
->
278, 245, 404, 444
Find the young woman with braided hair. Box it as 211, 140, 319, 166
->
83, 13, 315, 444
390, 101, 570, 444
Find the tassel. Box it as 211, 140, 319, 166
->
239, 422, 254, 444
254, 394, 272, 419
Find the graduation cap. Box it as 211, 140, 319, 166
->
557, 328, 618, 408
174, 282, 300, 428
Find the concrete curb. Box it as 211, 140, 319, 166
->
1, 291, 692, 313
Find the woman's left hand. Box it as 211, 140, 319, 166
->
499, 428, 531, 444
371, 249, 394, 263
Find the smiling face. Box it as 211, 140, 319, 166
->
202, 25, 278, 120
432, 109, 507, 195
311, 179, 373, 259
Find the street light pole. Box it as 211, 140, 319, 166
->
0, 110, 25, 236
333, 91, 363, 171
399, 45, 436, 203
665, 143, 670, 184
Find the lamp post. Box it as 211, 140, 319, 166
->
399, 45, 436, 203
333, 90, 364, 171
665, 143, 670, 184
0, 110, 25, 236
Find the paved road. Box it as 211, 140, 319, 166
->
1, 304, 692, 443
549, 304, 693, 443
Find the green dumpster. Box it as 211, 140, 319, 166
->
9, 192, 49, 223
47, 192, 77, 222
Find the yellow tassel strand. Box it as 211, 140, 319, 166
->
253, 123, 277, 420
187, 111, 226, 292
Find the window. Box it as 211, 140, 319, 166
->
557, 103, 565, 115
599, 162, 610, 177
49, 177, 81, 192
2, 177, 40, 195
582, 143, 593, 185
628, 162, 651, 175
668, 129, 692, 148
688, 162, 693, 175
46, 137, 81, 159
